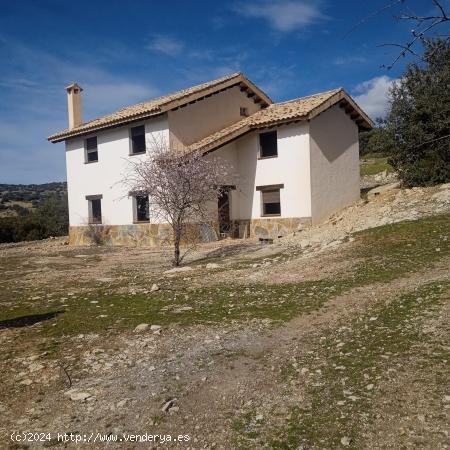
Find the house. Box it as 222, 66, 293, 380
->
48, 73, 373, 245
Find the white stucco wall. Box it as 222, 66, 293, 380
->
232, 122, 312, 220
309, 104, 360, 224
65, 116, 169, 226
168, 86, 261, 147
205, 122, 311, 221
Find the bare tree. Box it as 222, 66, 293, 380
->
348, 0, 450, 68
123, 137, 230, 266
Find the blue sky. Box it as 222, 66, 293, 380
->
0, 0, 445, 183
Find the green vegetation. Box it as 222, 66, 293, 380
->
269, 280, 449, 449
0, 193, 68, 243
0, 182, 68, 243
360, 153, 393, 176
385, 40, 449, 186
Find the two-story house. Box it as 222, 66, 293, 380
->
48, 73, 372, 245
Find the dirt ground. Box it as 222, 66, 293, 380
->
0, 183, 449, 449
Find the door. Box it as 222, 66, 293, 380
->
218, 189, 231, 235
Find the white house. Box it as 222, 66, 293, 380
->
48, 73, 373, 245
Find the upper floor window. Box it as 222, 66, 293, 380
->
85, 136, 98, 163
259, 131, 278, 158
86, 195, 102, 224
130, 125, 146, 155
133, 195, 149, 222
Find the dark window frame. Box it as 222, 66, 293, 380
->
258, 130, 278, 159
133, 194, 150, 223
86, 194, 102, 224
129, 125, 146, 155
84, 136, 98, 163
256, 185, 283, 217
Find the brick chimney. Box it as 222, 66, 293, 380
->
66, 83, 83, 129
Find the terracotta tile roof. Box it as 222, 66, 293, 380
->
48, 73, 272, 142
188, 88, 373, 153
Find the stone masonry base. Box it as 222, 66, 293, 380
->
69, 217, 311, 246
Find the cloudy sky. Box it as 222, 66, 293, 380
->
0, 0, 440, 183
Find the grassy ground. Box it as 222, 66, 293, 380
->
267, 280, 449, 449
0, 215, 448, 359
360, 153, 394, 176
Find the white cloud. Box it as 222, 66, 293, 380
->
235, 0, 325, 32
147, 35, 184, 56
352, 76, 396, 119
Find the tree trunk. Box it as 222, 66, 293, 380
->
173, 228, 181, 266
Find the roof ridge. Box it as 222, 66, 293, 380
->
272, 87, 343, 106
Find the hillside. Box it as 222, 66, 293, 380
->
0, 182, 67, 217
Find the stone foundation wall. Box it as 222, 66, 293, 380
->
69, 222, 220, 246
69, 217, 311, 246
233, 217, 312, 239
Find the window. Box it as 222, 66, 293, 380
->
85, 137, 98, 163
240, 107, 249, 117
256, 184, 283, 216
86, 195, 102, 224
130, 125, 146, 154
259, 131, 278, 158
133, 195, 149, 222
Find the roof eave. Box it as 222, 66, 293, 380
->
48, 73, 273, 143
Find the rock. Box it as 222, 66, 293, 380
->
28, 362, 44, 372
366, 384, 374, 391
161, 398, 177, 413
134, 324, 150, 332
116, 399, 130, 408
255, 414, 264, 422
164, 266, 193, 274
150, 283, 160, 292
443, 395, 450, 403
205, 263, 220, 270
367, 182, 401, 200
341, 436, 351, 446
65, 390, 92, 402
19, 379, 33, 386
174, 306, 193, 313
150, 325, 162, 332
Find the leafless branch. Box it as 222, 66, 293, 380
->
347, 0, 450, 69
58, 362, 72, 388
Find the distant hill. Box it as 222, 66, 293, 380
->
0, 182, 67, 217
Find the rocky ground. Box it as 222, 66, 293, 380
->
0, 182, 449, 449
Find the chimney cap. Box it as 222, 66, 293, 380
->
66, 82, 83, 93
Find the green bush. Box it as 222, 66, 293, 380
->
385, 39, 450, 187
0, 195, 69, 243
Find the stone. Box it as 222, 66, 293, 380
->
255, 414, 264, 422
134, 324, 150, 332
116, 399, 130, 408
366, 384, 374, 391
341, 436, 351, 446
150, 325, 162, 332
367, 182, 401, 200
65, 390, 92, 402
205, 263, 220, 270
150, 283, 160, 292
19, 379, 33, 386
164, 266, 193, 274
161, 398, 177, 413
443, 395, 450, 403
